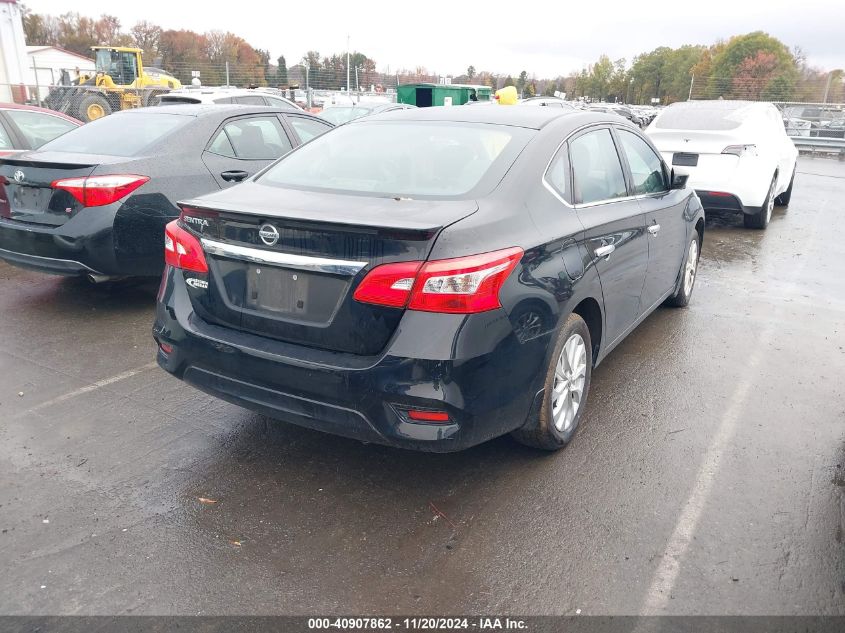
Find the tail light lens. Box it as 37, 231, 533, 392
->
351, 260, 422, 307
164, 220, 208, 273
721, 144, 756, 157
51, 174, 149, 207
353, 247, 523, 314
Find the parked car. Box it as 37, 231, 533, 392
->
0, 103, 81, 156
0, 104, 332, 279
159, 88, 301, 110
318, 102, 416, 125
646, 100, 798, 229
518, 97, 574, 109
154, 107, 704, 453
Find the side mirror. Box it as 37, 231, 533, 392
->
670, 168, 689, 190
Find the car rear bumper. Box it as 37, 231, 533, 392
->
660, 152, 770, 209
0, 218, 114, 275
153, 267, 547, 452
0, 206, 165, 277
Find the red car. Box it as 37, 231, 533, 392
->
0, 103, 81, 157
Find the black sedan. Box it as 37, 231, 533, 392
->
0, 104, 333, 279
153, 107, 704, 452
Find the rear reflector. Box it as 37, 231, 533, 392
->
51, 174, 149, 207
353, 247, 523, 314
164, 220, 208, 273
158, 342, 173, 354
408, 410, 450, 422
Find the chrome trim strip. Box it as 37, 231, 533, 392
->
200, 238, 367, 276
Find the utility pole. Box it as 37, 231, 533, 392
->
688, 73, 695, 101
225, 61, 230, 87
346, 35, 350, 92
822, 72, 833, 103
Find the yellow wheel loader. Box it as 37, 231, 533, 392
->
46, 47, 182, 123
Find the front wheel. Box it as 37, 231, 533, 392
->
512, 313, 592, 451
666, 234, 700, 307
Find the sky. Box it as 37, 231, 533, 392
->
25, 0, 845, 77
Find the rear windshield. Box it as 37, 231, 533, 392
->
38, 112, 190, 156
655, 104, 752, 131
258, 121, 530, 199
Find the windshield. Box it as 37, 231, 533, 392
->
39, 112, 190, 157
318, 107, 374, 125
655, 103, 752, 130
258, 121, 530, 199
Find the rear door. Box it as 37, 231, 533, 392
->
201, 115, 294, 188
615, 127, 688, 310
569, 126, 649, 346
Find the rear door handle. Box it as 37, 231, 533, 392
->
648, 224, 661, 235
594, 244, 615, 259
221, 170, 249, 182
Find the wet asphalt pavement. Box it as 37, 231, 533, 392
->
0, 156, 843, 616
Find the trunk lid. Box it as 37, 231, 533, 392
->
180, 184, 478, 356
0, 152, 125, 226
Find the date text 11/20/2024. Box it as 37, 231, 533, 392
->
307, 618, 528, 630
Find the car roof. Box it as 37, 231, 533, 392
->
363, 105, 581, 129
0, 102, 81, 124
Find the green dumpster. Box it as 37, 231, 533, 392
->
397, 83, 492, 107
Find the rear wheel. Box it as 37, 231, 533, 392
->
77, 93, 112, 122
512, 313, 592, 451
743, 173, 777, 230
666, 234, 700, 307
775, 167, 795, 206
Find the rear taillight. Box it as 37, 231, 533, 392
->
353, 247, 523, 314
164, 220, 208, 273
51, 174, 149, 207
721, 144, 756, 157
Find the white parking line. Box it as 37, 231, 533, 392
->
641, 349, 764, 613
641, 193, 825, 614
12, 362, 158, 419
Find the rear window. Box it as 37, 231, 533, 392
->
258, 121, 530, 199
39, 112, 190, 156
318, 107, 373, 125
655, 104, 752, 131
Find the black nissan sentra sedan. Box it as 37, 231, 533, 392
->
154, 107, 704, 452
0, 104, 332, 280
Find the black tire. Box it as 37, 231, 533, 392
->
743, 173, 777, 230
666, 233, 700, 308
76, 93, 112, 122
775, 167, 795, 206
512, 313, 592, 451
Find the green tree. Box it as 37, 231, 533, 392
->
503, 75, 514, 87
517, 70, 528, 95
709, 31, 797, 100
276, 55, 288, 87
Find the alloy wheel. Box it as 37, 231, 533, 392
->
684, 239, 698, 296
552, 333, 587, 432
